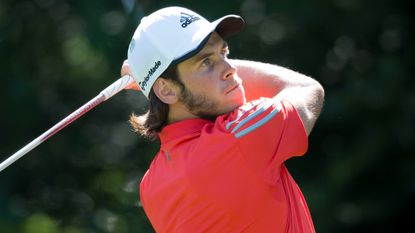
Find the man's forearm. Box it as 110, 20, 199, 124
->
231, 59, 324, 135
232, 59, 317, 101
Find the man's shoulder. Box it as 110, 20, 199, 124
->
214, 97, 285, 137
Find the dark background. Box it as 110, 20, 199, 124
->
0, 0, 413, 232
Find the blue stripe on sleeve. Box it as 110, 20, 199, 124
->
225, 101, 260, 130
230, 99, 274, 134
234, 102, 282, 138
226, 109, 246, 130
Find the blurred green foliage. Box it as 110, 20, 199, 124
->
0, 0, 413, 232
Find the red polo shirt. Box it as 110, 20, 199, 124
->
140, 98, 315, 233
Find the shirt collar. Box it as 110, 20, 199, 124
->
159, 118, 212, 149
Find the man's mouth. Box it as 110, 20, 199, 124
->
225, 83, 240, 94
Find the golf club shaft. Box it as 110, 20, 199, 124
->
0, 75, 134, 172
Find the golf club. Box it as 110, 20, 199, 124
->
0, 75, 136, 172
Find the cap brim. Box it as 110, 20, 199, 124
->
171, 15, 244, 65
213, 15, 245, 39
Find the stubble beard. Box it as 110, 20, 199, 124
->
180, 87, 226, 121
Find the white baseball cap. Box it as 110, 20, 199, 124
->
127, 6, 245, 98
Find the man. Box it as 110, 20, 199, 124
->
122, 6, 324, 233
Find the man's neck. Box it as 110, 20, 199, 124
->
167, 102, 199, 124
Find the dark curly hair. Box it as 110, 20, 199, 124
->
129, 64, 183, 141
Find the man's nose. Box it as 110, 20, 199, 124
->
222, 60, 237, 80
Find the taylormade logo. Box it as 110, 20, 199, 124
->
140, 61, 161, 91
180, 12, 200, 28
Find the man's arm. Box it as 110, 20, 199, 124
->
231, 59, 325, 135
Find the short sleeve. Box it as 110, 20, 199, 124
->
219, 98, 308, 181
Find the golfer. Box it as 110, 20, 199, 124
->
122, 6, 324, 233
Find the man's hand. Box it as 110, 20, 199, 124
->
121, 60, 140, 91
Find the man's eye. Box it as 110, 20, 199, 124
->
202, 58, 212, 66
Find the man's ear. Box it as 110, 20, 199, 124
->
152, 78, 180, 104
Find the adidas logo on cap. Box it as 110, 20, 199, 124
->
180, 12, 200, 28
